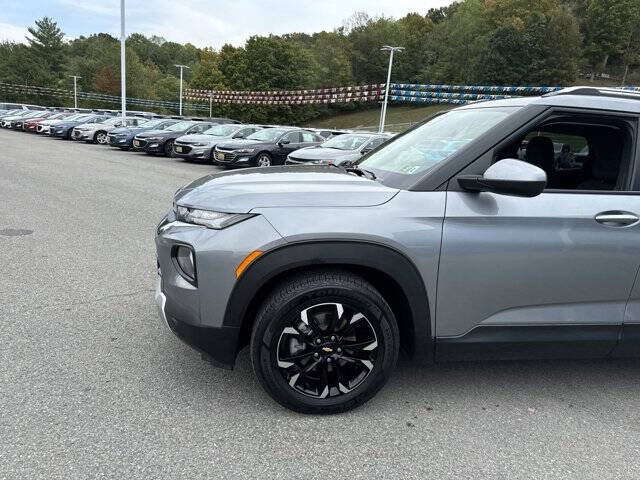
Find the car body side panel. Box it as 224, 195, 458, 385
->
254, 190, 447, 334
437, 191, 640, 338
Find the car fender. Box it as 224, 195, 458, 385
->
223, 240, 433, 363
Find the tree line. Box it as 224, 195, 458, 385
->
1, 0, 639, 124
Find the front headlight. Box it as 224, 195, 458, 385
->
192, 142, 210, 147
174, 205, 255, 229
146, 136, 162, 141
235, 148, 255, 154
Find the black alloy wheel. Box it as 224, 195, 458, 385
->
251, 270, 399, 414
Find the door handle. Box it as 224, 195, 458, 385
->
595, 211, 639, 227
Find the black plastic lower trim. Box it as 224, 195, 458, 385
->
436, 324, 620, 361
611, 323, 640, 357
166, 315, 240, 369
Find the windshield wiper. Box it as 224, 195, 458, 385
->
345, 166, 377, 180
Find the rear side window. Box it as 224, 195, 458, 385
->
284, 131, 301, 143
301, 132, 317, 142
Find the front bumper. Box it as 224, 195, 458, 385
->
155, 278, 240, 369
134, 138, 164, 152
72, 130, 92, 141
154, 214, 284, 368
108, 134, 132, 148
211, 149, 254, 167
52, 127, 70, 138
173, 144, 213, 160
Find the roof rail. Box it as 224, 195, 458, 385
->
545, 86, 640, 100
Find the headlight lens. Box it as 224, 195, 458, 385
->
174, 205, 254, 229
192, 142, 210, 147
235, 148, 255, 154
146, 136, 162, 141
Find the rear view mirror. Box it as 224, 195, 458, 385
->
458, 158, 547, 197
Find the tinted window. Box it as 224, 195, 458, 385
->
301, 132, 318, 143
283, 131, 301, 143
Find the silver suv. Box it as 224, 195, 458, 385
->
155, 87, 640, 413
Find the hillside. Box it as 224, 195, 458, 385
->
306, 104, 454, 132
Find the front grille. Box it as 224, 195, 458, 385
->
174, 143, 192, 154
214, 149, 236, 162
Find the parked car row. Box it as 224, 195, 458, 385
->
0, 103, 393, 168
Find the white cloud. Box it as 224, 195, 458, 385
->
3, 0, 453, 48
0, 21, 29, 43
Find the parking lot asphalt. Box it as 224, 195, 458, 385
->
1, 128, 640, 480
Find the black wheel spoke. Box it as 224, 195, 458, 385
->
277, 302, 378, 399
279, 351, 314, 363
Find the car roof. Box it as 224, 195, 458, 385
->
455, 86, 640, 114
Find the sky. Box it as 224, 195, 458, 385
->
0, 0, 452, 48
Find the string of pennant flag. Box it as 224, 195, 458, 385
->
5, 80, 639, 109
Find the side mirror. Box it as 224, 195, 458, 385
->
232, 133, 245, 139
457, 159, 546, 197
279, 138, 290, 145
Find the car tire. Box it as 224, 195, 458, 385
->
250, 269, 399, 414
255, 153, 272, 167
94, 131, 108, 144
164, 140, 174, 157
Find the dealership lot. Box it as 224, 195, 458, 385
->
2, 129, 640, 479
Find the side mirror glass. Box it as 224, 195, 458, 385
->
279, 138, 290, 145
457, 158, 547, 197
233, 133, 245, 139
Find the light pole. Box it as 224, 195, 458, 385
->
70, 75, 81, 108
120, 0, 126, 122
174, 64, 190, 115
379, 45, 404, 133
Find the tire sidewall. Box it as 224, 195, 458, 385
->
164, 140, 174, 157
252, 284, 398, 413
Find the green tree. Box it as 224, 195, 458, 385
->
582, 0, 638, 79
26, 17, 66, 84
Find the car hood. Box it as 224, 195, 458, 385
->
41, 119, 65, 126
217, 139, 272, 150
176, 134, 228, 144
174, 166, 399, 213
136, 129, 175, 138
74, 122, 97, 129
56, 120, 85, 128
290, 147, 361, 161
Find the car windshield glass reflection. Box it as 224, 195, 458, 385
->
322, 134, 373, 151
359, 107, 518, 176
246, 128, 286, 141
204, 125, 239, 136
166, 121, 196, 131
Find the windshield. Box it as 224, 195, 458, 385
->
102, 117, 123, 125
322, 134, 374, 151
166, 120, 195, 132
204, 124, 239, 136
359, 107, 517, 178
246, 128, 286, 141
138, 118, 165, 128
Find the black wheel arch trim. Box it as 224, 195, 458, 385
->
223, 240, 434, 363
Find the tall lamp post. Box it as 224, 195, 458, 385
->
379, 45, 404, 133
120, 0, 126, 122
174, 64, 190, 115
70, 75, 81, 108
